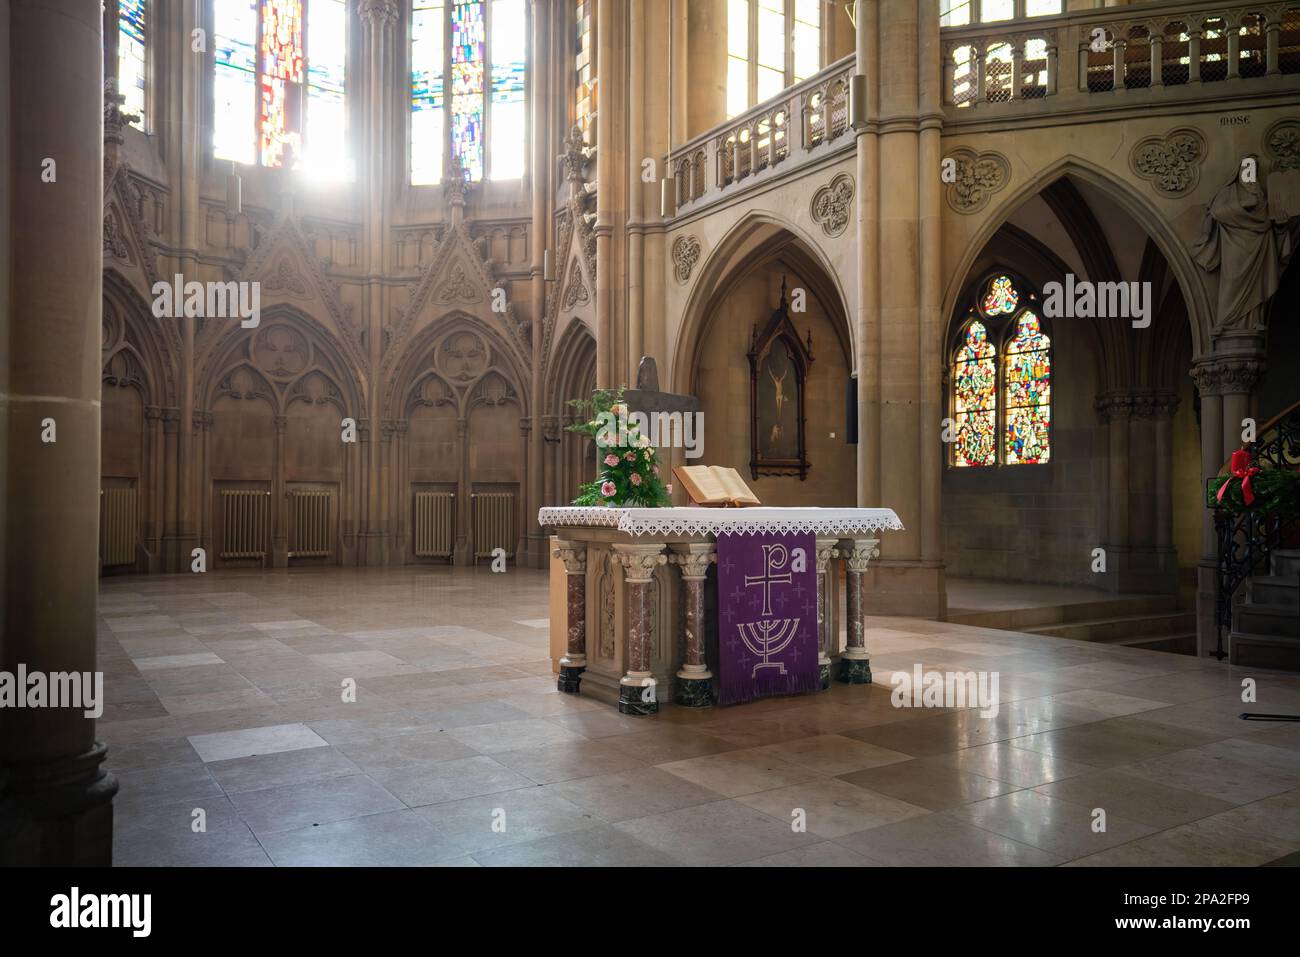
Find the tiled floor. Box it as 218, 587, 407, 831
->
97, 566, 1300, 867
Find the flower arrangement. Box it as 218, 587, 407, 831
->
1207, 448, 1300, 514
566, 389, 672, 507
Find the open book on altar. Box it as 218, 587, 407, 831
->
672, 465, 761, 507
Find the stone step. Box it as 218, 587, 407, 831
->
947, 594, 1177, 631
1274, 550, 1300, 579
1112, 631, 1199, 656
1250, 575, 1300, 609
1230, 630, 1300, 671
1233, 602, 1300, 639
1028, 611, 1196, 644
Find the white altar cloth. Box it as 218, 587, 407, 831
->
538, 506, 904, 538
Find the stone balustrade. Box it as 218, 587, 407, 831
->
942, 0, 1300, 112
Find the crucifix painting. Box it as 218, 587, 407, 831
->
749, 279, 814, 480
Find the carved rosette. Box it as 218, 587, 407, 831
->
671, 235, 702, 285
1130, 128, 1207, 197
810, 173, 855, 237
1265, 118, 1300, 173
944, 149, 1010, 214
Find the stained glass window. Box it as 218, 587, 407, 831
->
950, 274, 1051, 469
410, 0, 528, 183
1004, 311, 1051, 464
574, 1, 595, 143
118, 0, 148, 130
952, 321, 998, 467
727, 0, 821, 118
213, 0, 347, 174
982, 274, 1019, 315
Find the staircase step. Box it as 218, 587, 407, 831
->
1273, 550, 1300, 579
1251, 575, 1300, 609
1028, 612, 1195, 643
948, 594, 1177, 630
1231, 630, 1300, 670
1112, 632, 1198, 655
1234, 602, 1300, 639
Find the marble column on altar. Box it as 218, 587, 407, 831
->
554, 541, 588, 693
670, 542, 715, 707
613, 543, 667, 714
836, 538, 880, 684
815, 537, 839, 688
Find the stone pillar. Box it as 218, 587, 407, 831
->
815, 536, 838, 688
1192, 360, 1226, 658
1, 0, 117, 865
554, 541, 589, 692
1152, 393, 1180, 554
613, 543, 667, 714
835, 539, 879, 684
670, 543, 715, 707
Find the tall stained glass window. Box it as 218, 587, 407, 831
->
213, 0, 348, 176
411, 0, 528, 183
952, 322, 997, 467
574, 1, 595, 144
727, 0, 821, 118
118, 0, 148, 129
1004, 312, 1051, 464
949, 274, 1051, 468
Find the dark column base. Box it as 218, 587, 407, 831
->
0, 743, 118, 866
836, 658, 873, 685
674, 676, 713, 708
557, 666, 585, 694
618, 684, 660, 715
820, 663, 831, 690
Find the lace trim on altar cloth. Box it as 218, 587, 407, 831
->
538, 506, 905, 537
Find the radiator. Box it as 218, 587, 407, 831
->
288, 489, 333, 558
100, 486, 138, 567
414, 491, 455, 558
473, 492, 515, 559
220, 489, 270, 560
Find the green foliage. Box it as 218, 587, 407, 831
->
1207, 469, 1300, 514
565, 389, 672, 508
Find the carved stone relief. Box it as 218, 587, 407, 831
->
944, 149, 1010, 213
1130, 128, 1207, 197
810, 173, 854, 237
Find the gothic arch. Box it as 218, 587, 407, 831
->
671, 210, 854, 397
386, 312, 530, 421
103, 268, 179, 409
942, 155, 1212, 358
199, 305, 364, 418
546, 319, 598, 423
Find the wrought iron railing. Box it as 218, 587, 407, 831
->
1211, 400, 1300, 659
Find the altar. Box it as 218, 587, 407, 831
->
540, 506, 904, 714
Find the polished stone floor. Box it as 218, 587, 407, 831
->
97, 566, 1300, 866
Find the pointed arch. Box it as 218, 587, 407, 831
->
941, 155, 1212, 358
103, 268, 179, 409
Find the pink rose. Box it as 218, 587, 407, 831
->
600, 481, 617, 497
624, 451, 636, 462
630, 472, 642, 486
604, 453, 620, 467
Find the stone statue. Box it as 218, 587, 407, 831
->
1191, 163, 1294, 334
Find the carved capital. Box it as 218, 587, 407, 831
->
669, 543, 716, 581
837, 539, 880, 573
1191, 356, 1267, 396
613, 544, 668, 583
359, 0, 400, 27
553, 541, 589, 576
815, 536, 839, 572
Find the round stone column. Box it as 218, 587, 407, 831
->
1, 0, 117, 865
613, 543, 667, 715
553, 541, 588, 693
670, 543, 715, 707
836, 539, 879, 684
815, 537, 839, 689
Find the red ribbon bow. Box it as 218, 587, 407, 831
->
1218, 448, 1261, 506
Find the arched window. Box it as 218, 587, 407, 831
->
941, 0, 1062, 27
727, 0, 821, 118
948, 273, 1052, 467
106, 0, 149, 131
410, 0, 528, 185
213, 0, 350, 178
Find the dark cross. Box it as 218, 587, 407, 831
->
744, 543, 792, 617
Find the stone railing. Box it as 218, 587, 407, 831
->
942, 0, 1300, 113
664, 55, 855, 218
